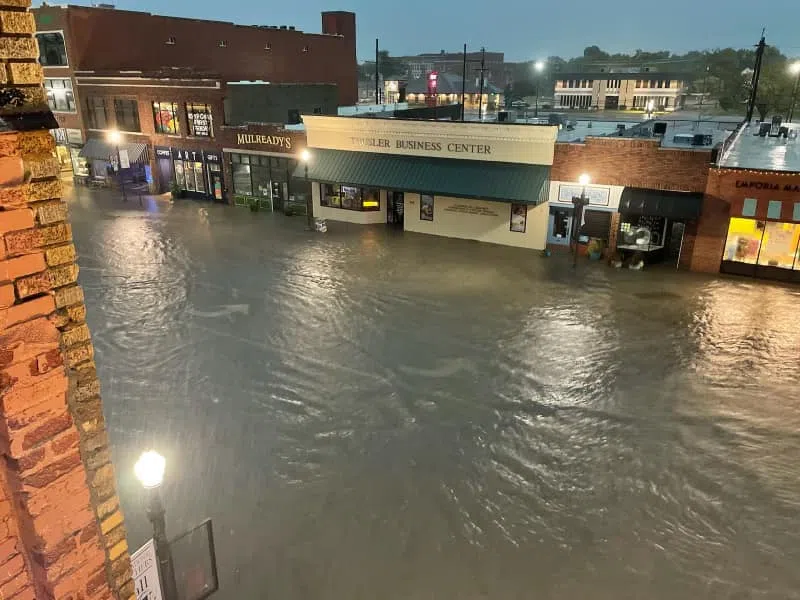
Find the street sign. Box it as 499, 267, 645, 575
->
132, 539, 164, 600
119, 148, 131, 169
170, 519, 219, 600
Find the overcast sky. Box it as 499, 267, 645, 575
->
42, 0, 800, 62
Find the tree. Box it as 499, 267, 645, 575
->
753, 59, 796, 120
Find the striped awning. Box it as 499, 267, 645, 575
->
79, 138, 150, 164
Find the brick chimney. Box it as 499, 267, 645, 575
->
0, 1, 134, 599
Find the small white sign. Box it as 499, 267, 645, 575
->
119, 149, 131, 169
557, 184, 610, 206
132, 539, 163, 600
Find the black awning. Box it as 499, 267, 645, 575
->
80, 139, 150, 164
619, 187, 704, 220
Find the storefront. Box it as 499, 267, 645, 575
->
79, 137, 150, 185
714, 171, 800, 282
616, 187, 703, 264
50, 128, 87, 177
547, 181, 622, 248
296, 116, 558, 249
221, 126, 308, 209
153, 147, 223, 201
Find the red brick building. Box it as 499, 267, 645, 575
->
33, 4, 355, 201
549, 136, 713, 265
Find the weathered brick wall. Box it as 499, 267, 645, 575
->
552, 137, 712, 193
0, 1, 133, 598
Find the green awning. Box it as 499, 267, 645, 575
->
294, 149, 550, 204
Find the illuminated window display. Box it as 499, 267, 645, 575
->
722, 217, 800, 271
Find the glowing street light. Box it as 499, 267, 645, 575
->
789, 61, 800, 123
135, 450, 178, 600
578, 173, 591, 186
134, 450, 166, 489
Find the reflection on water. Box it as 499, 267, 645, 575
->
68, 185, 800, 600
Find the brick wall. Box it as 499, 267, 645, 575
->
0, 1, 133, 598
551, 137, 712, 192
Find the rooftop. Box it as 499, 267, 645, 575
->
404, 72, 502, 95
553, 72, 690, 81
719, 122, 800, 173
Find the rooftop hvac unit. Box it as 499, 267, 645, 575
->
692, 133, 712, 146
653, 122, 667, 136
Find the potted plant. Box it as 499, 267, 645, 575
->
587, 238, 605, 260
170, 180, 183, 200
249, 197, 259, 212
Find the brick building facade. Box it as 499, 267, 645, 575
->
0, 1, 134, 598
549, 137, 713, 265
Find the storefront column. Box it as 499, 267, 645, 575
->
688, 194, 730, 273
607, 212, 621, 253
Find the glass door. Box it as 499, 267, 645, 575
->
548, 208, 572, 245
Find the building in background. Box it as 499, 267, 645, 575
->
398, 50, 508, 86
33, 4, 356, 198
224, 82, 338, 126
391, 72, 503, 112
553, 72, 689, 111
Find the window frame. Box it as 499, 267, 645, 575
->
113, 98, 140, 132
185, 102, 214, 138
85, 96, 108, 130
319, 183, 380, 211
510, 203, 527, 233
420, 193, 434, 221
36, 31, 68, 67
152, 101, 180, 135
44, 78, 76, 113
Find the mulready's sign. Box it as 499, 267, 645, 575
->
236, 133, 293, 149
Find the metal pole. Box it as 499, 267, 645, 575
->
461, 44, 467, 122
147, 488, 178, 600
789, 70, 800, 123
534, 78, 539, 118
746, 32, 766, 122
375, 39, 380, 105
116, 144, 126, 202
572, 189, 586, 268
478, 47, 485, 121
305, 164, 313, 230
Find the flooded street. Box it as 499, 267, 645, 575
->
68, 184, 800, 599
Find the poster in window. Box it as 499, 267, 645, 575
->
420, 194, 434, 221
340, 186, 359, 210
187, 104, 212, 137
510, 203, 527, 232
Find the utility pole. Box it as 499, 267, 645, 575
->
745, 31, 766, 122
476, 47, 487, 120
461, 43, 467, 122
788, 62, 800, 123
375, 38, 380, 105
697, 64, 709, 126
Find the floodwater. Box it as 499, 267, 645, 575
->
67, 184, 800, 599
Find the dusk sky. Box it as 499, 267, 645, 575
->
41, 0, 800, 62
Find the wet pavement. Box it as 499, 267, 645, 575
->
67, 183, 800, 599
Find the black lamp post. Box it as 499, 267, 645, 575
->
533, 60, 545, 118
107, 130, 126, 202
571, 174, 591, 267
135, 451, 178, 600
301, 149, 313, 230
789, 62, 800, 123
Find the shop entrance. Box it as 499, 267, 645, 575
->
388, 191, 404, 226
547, 207, 572, 246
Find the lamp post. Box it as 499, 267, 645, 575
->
533, 60, 545, 118
646, 99, 654, 120
789, 61, 800, 123
134, 451, 178, 600
572, 173, 591, 267
107, 130, 126, 202
300, 149, 313, 230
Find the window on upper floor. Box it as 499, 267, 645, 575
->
44, 78, 76, 112
153, 101, 179, 134
114, 98, 140, 132
85, 96, 108, 129
36, 32, 68, 67
186, 103, 213, 137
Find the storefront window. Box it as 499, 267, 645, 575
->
618, 215, 666, 251
723, 218, 763, 264
232, 163, 252, 195
420, 194, 434, 221
174, 161, 185, 189
757, 221, 800, 269
153, 102, 179, 135
510, 204, 527, 233
70, 147, 88, 177
186, 103, 213, 137
320, 184, 380, 211
250, 156, 271, 198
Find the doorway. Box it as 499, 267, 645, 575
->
388, 191, 404, 226
157, 157, 173, 194
547, 207, 572, 245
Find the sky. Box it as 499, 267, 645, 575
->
39, 0, 800, 62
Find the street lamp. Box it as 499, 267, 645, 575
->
134, 450, 178, 600
788, 61, 800, 123
572, 173, 591, 267
533, 60, 545, 118
106, 129, 126, 202
646, 99, 655, 119
300, 149, 313, 230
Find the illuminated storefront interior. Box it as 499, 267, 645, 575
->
722, 217, 800, 281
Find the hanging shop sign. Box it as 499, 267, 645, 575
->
557, 184, 611, 207
154, 146, 171, 159
132, 539, 163, 600
203, 151, 222, 163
